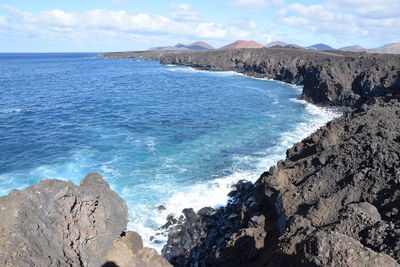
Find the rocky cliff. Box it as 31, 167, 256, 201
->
96, 48, 400, 266
0, 173, 170, 267
162, 93, 400, 266
159, 48, 400, 107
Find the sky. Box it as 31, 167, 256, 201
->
0, 0, 398, 52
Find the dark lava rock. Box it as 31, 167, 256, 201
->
162, 94, 400, 266
300, 231, 398, 267
158, 48, 400, 107
158, 205, 167, 211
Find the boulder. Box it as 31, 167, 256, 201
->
0, 173, 170, 267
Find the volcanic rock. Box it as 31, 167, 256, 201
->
162, 94, 400, 266
159, 48, 400, 107
0, 173, 170, 267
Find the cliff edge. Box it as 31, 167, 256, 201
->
159, 48, 400, 107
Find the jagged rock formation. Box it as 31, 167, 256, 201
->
162, 94, 400, 266
96, 48, 400, 266
0, 173, 170, 267
159, 48, 400, 107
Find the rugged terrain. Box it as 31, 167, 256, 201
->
99, 47, 400, 107
162, 94, 400, 266
159, 48, 400, 107
122, 48, 400, 266
0, 173, 170, 267
5, 47, 399, 266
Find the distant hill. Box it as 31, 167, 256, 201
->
219, 40, 264, 50
147, 40, 400, 55
149, 46, 186, 51
339, 45, 366, 52
265, 41, 287, 47
368, 43, 400, 54
285, 44, 303, 49
175, 41, 215, 51
149, 41, 214, 51
307, 43, 334, 50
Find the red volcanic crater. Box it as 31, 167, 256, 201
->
219, 40, 264, 50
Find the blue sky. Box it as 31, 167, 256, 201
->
0, 0, 398, 52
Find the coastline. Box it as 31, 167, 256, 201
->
106, 48, 399, 265
161, 93, 400, 266
1, 49, 399, 266
128, 77, 342, 251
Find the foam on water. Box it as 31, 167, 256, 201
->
0, 55, 343, 254
0, 108, 22, 114
166, 65, 242, 77
128, 100, 341, 252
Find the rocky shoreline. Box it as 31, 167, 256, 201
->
161, 94, 400, 266
2, 48, 399, 266
100, 47, 400, 107
152, 48, 400, 266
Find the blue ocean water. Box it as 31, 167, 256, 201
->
0, 53, 339, 249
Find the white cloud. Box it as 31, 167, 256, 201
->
231, 0, 268, 8
0, 5, 253, 50
170, 4, 199, 21
0, 16, 6, 25
248, 21, 257, 29
326, 0, 400, 18
41, 10, 78, 27
277, 1, 400, 44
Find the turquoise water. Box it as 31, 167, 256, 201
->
0, 53, 339, 249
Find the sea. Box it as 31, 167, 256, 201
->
0, 53, 340, 250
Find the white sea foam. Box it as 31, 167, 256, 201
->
0, 108, 22, 114
165, 65, 304, 93
166, 66, 242, 77
145, 137, 157, 152
127, 98, 342, 252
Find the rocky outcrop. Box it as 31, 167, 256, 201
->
0, 173, 170, 267
96, 47, 400, 266
162, 94, 400, 266
159, 48, 400, 107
